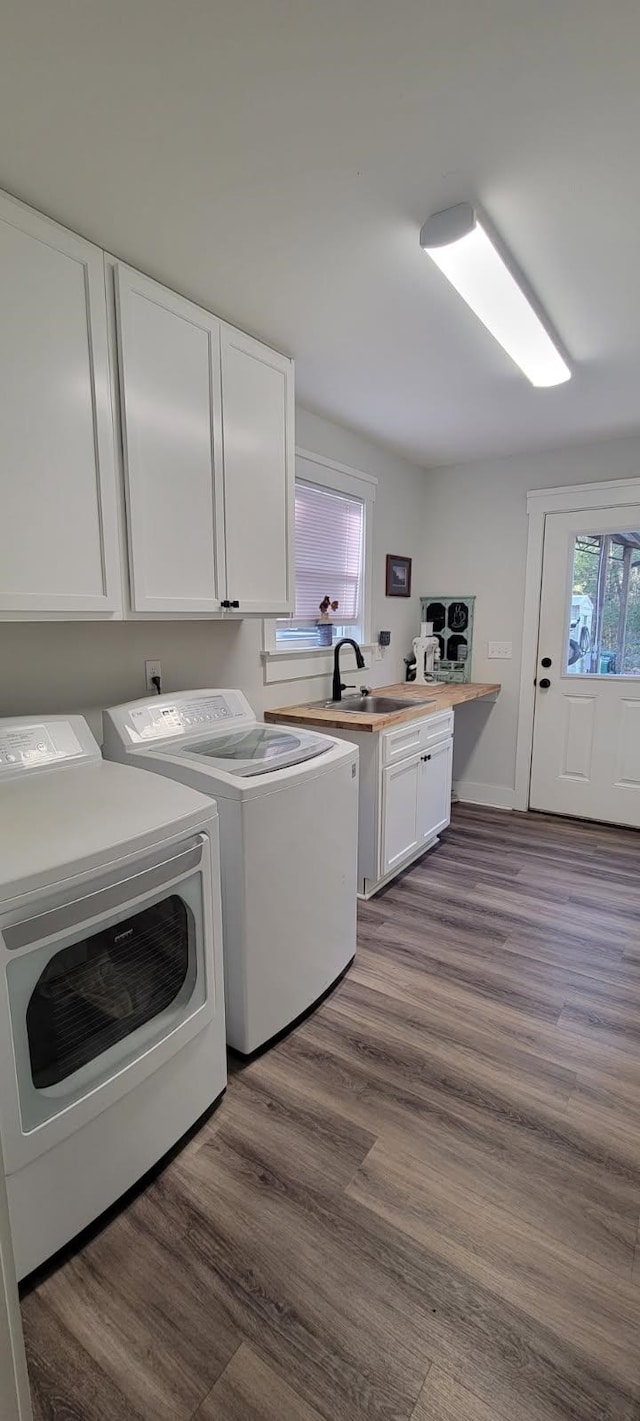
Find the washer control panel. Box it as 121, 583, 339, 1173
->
0, 718, 92, 775
123, 691, 249, 743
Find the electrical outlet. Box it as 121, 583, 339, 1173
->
145, 659, 162, 694
488, 641, 513, 659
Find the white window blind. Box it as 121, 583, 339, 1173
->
292, 480, 364, 620
274, 479, 366, 650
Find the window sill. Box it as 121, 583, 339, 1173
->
261, 644, 374, 685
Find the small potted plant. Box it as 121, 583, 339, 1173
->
316, 596, 339, 647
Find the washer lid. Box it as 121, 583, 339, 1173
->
175, 724, 328, 776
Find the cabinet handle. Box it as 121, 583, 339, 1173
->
230, 600, 240, 609
221, 599, 231, 609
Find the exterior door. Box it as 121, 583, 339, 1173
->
220, 325, 294, 615
0, 190, 120, 617
115, 264, 225, 614
417, 737, 453, 843
530, 505, 640, 825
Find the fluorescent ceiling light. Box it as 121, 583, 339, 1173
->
419, 203, 570, 387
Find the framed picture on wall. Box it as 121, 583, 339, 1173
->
386, 554, 412, 598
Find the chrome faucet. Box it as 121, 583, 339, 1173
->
332, 638, 366, 701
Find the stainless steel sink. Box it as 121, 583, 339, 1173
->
308, 695, 436, 715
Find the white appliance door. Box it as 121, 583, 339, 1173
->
530, 506, 640, 824
178, 724, 328, 776
0, 833, 216, 1173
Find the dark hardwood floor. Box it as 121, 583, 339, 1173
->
21, 805, 640, 1420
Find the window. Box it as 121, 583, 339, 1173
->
26, 896, 195, 1089
263, 450, 376, 669
276, 480, 365, 650
566, 530, 640, 675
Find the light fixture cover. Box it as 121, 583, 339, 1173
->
420, 204, 570, 387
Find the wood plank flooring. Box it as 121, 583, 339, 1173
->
21, 805, 640, 1420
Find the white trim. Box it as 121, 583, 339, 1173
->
262, 645, 374, 686
514, 475, 640, 812
295, 446, 378, 491
527, 476, 640, 513
453, 779, 516, 810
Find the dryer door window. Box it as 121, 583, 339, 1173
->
26, 894, 195, 1089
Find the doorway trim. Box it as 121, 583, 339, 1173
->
514, 475, 640, 812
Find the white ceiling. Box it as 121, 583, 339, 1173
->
2, 1, 640, 467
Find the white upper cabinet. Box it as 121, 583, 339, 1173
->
116, 273, 294, 617
220, 326, 294, 616
0, 192, 120, 617
115, 264, 225, 615
0, 185, 294, 621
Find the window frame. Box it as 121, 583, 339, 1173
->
262, 448, 376, 684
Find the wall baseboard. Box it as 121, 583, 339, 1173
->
453, 779, 516, 811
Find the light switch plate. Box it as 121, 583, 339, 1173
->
488, 641, 512, 659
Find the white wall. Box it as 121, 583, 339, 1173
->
0, 407, 427, 736
422, 430, 640, 805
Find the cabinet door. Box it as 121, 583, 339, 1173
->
417, 738, 453, 844
115, 265, 225, 614
0, 192, 120, 616
381, 756, 420, 875
220, 325, 294, 615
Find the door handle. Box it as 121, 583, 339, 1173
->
539, 678, 551, 689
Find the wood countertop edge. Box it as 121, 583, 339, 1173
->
264, 682, 501, 733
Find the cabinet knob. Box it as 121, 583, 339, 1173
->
421, 753, 431, 761
221, 599, 231, 609
230, 600, 240, 609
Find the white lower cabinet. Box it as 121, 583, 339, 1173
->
417, 736, 453, 845
382, 736, 453, 880
331, 709, 454, 896
381, 756, 420, 874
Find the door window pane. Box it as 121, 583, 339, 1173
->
567, 532, 640, 675
26, 895, 194, 1088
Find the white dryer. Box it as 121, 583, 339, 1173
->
103, 690, 359, 1054
0, 715, 226, 1280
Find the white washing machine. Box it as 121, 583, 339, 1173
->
103, 690, 359, 1054
0, 715, 226, 1280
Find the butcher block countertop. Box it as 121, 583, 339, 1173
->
264, 681, 500, 733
